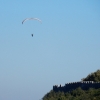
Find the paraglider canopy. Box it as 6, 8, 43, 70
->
22, 18, 42, 24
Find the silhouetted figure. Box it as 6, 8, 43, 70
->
31, 34, 33, 37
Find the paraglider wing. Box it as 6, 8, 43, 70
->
22, 18, 42, 24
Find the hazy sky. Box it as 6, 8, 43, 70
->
0, 0, 100, 100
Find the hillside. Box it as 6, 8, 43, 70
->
82, 70, 100, 82
42, 69, 100, 100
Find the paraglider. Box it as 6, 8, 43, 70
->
31, 34, 33, 37
22, 17, 42, 37
22, 18, 42, 24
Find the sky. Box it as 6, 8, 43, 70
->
0, 0, 100, 100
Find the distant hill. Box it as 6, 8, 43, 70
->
42, 69, 100, 100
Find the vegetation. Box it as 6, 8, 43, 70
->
43, 88, 100, 100
42, 69, 100, 100
82, 69, 100, 82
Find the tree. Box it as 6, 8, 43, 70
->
82, 69, 100, 82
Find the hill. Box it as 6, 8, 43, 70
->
82, 69, 100, 82
42, 69, 100, 100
